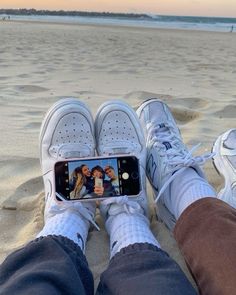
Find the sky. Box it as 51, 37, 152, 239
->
1, 0, 236, 18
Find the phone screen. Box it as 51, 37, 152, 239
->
55, 156, 140, 201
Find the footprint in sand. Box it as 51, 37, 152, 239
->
214, 104, 236, 118
171, 107, 200, 124
21, 110, 43, 117
0, 191, 45, 256
24, 122, 41, 129
17, 74, 29, 78
15, 85, 49, 93
174, 97, 209, 109
124, 91, 201, 124
1, 176, 43, 210
126, 91, 173, 105
0, 76, 9, 81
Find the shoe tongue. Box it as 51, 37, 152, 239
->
158, 123, 166, 129
224, 130, 236, 150
150, 121, 167, 129
149, 104, 167, 123
154, 122, 173, 150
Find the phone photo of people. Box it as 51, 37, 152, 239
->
68, 158, 120, 200
55, 156, 140, 201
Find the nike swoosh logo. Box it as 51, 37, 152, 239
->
147, 153, 159, 192
77, 233, 84, 251
111, 240, 118, 250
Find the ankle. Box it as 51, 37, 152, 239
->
106, 213, 160, 258
168, 168, 216, 219
37, 211, 89, 253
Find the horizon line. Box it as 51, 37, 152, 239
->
0, 8, 236, 19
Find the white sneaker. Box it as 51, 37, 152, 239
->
39, 98, 96, 226
137, 98, 211, 230
212, 128, 236, 208
95, 100, 148, 219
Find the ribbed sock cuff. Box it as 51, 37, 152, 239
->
107, 213, 160, 258
37, 211, 89, 253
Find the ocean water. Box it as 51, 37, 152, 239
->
1, 13, 236, 33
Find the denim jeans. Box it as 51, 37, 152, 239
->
0, 236, 196, 295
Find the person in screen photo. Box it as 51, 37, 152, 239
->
91, 165, 116, 197
104, 165, 120, 195
80, 164, 94, 194
69, 167, 87, 199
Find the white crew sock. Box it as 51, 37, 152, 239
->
37, 210, 89, 253
106, 213, 160, 258
165, 168, 216, 220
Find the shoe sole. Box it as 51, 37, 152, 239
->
156, 199, 176, 231
39, 98, 94, 164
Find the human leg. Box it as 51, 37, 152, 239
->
97, 243, 196, 295
0, 236, 93, 295
0, 98, 97, 294
137, 98, 236, 295
174, 197, 236, 295
95, 100, 196, 295
137, 98, 216, 229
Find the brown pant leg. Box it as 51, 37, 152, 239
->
174, 197, 236, 295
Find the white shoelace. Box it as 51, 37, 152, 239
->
101, 143, 145, 216
50, 193, 100, 230
102, 195, 143, 215
149, 123, 213, 202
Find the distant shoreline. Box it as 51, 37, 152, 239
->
1, 9, 151, 19
1, 9, 235, 33
1, 9, 236, 23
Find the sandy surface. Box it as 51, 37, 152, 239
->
0, 20, 235, 289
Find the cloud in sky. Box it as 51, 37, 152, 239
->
1, 0, 236, 17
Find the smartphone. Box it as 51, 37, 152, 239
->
95, 177, 103, 188
54, 155, 141, 201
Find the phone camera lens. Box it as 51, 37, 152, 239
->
122, 172, 129, 180
131, 172, 138, 179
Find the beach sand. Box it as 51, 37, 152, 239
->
0, 20, 235, 289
